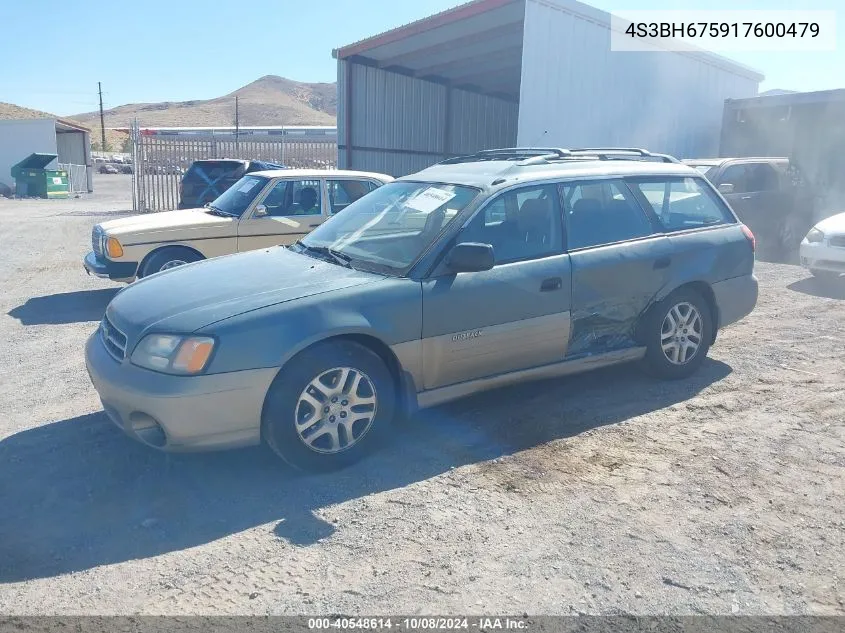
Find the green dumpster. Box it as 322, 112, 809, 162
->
11, 153, 70, 199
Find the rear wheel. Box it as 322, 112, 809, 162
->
262, 340, 395, 471
642, 288, 713, 380
140, 246, 202, 277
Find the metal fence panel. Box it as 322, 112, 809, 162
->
130, 123, 337, 212
58, 163, 88, 193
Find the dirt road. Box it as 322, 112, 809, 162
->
0, 176, 842, 615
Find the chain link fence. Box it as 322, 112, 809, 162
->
58, 163, 89, 193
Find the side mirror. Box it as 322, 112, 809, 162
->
253, 204, 268, 217
446, 242, 494, 273
717, 183, 735, 195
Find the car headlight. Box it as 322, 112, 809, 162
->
105, 236, 124, 258
806, 228, 824, 243
130, 334, 215, 374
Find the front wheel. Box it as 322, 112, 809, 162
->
642, 288, 713, 380
140, 246, 202, 277
262, 340, 396, 471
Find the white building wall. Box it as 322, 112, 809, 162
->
0, 119, 58, 189
518, 0, 761, 158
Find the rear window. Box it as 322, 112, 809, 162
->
628, 177, 735, 231
183, 161, 247, 182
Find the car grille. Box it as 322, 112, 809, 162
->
92, 226, 103, 256
829, 235, 845, 248
100, 315, 127, 361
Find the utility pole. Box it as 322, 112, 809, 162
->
234, 95, 240, 151
98, 82, 107, 152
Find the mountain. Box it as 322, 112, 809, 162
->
69, 76, 337, 130
0, 102, 58, 120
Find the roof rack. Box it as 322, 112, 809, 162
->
569, 147, 680, 163
439, 147, 572, 164
437, 146, 680, 166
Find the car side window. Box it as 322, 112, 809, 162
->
460, 184, 563, 265
718, 164, 750, 193
328, 179, 377, 214
746, 163, 779, 192
629, 177, 734, 231
258, 179, 322, 217
561, 179, 654, 250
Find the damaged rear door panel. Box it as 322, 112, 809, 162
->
560, 178, 672, 357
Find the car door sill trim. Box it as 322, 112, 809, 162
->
416, 346, 646, 409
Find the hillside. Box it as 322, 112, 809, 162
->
0, 102, 58, 120
70, 76, 337, 130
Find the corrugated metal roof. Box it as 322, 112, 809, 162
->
333, 0, 763, 99
333, 0, 519, 59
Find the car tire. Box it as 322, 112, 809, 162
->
810, 269, 841, 281
262, 340, 396, 472
642, 287, 713, 380
140, 247, 202, 277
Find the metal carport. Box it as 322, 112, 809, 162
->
334, 0, 763, 176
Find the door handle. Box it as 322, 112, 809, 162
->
540, 277, 562, 292
653, 256, 671, 270
741, 195, 753, 200
308, 223, 321, 227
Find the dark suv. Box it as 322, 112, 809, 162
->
683, 157, 814, 257
178, 159, 284, 209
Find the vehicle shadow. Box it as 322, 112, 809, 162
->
787, 276, 845, 300
7, 288, 118, 325
0, 358, 731, 582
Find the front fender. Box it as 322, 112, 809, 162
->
198, 277, 423, 375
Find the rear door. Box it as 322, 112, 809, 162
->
715, 161, 784, 240
237, 177, 327, 252
562, 178, 672, 357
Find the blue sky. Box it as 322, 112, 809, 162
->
1, 0, 841, 116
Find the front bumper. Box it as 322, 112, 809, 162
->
84, 251, 139, 282
799, 239, 845, 274
712, 273, 758, 329
85, 332, 277, 451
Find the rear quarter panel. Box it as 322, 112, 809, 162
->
662, 224, 754, 293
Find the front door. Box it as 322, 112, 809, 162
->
561, 178, 673, 357
237, 178, 326, 252
421, 183, 572, 390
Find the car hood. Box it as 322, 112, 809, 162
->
99, 208, 233, 239
106, 247, 382, 345
815, 211, 845, 235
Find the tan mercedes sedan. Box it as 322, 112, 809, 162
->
83, 169, 393, 282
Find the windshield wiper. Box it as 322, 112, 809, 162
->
205, 204, 236, 217
294, 240, 353, 268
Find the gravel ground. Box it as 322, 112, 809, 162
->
0, 175, 843, 616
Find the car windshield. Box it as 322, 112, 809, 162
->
299, 181, 479, 274
206, 175, 268, 217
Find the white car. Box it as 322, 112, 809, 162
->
800, 211, 845, 280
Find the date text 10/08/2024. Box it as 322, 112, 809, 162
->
308, 617, 530, 630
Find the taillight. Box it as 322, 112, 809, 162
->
741, 224, 756, 252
